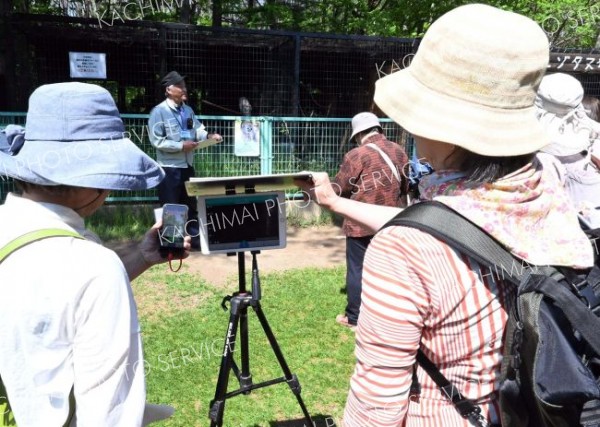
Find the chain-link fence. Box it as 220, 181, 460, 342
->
0, 113, 409, 203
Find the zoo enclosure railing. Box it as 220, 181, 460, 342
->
0, 113, 410, 204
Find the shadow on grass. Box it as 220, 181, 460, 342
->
262, 414, 339, 426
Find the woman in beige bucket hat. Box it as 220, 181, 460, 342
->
296, 3, 594, 426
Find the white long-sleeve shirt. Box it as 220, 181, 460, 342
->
0, 193, 145, 426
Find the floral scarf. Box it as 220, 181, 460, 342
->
418, 157, 594, 268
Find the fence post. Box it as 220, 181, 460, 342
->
260, 118, 273, 175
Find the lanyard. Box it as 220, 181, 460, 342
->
170, 103, 187, 130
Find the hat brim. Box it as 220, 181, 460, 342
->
349, 125, 382, 142
374, 68, 550, 156
163, 75, 186, 87
0, 138, 165, 190
536, 108, 591, 156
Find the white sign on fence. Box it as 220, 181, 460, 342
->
69, 52, 107, 79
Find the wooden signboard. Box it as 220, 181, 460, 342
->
549, 53, 600, 73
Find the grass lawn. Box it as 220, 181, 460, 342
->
133, 264, 354, 427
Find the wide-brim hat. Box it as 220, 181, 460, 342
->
374, 4, 550, 156
161, 71, 186, 87
0, 82, 164, 190
349, 112, 382, 141
535, 73, 592, 157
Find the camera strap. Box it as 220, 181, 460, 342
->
167, 252, 183, 272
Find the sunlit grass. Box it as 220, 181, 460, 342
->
133, 265, 353, 426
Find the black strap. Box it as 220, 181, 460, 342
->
384, 201, 523, 285
416, 351, 489, 426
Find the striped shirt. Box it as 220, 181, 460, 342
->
343, 225, 513, 426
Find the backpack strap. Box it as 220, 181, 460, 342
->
0, 228, 83, 264
384, 201, 522, 284
0, 228, 83, 427
416, 351, 491, 427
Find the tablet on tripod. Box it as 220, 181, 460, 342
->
197, 191, 287, 255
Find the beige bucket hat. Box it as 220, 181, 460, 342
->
374, 3, 550, 156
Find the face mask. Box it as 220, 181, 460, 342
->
417, 171, 468, 200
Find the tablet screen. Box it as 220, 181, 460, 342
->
197, 191, 286, 254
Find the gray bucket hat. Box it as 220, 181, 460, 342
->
0, 82, 164, 190
350, 112, 382, 141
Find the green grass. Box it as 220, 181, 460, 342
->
85, 204, 156, 241
133, 265, 353, 427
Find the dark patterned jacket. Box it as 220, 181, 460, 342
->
334, 132, 409, 237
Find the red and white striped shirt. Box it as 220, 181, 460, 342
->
343, 225, 513, 426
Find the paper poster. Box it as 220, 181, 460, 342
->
69, 52, 107, 79
234, 119, 260, 157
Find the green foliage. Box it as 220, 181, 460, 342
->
497, 0, 600, 47
134, 265, 353, 426
12, 0, 600, 48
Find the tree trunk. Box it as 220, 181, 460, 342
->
212, 0, 222, 27
180, 0, 191, 24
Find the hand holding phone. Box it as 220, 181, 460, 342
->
158, 203, 189, 258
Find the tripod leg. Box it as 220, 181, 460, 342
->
209, 298, 242, 427
239, 298, 252, 390
252, 303, 314, 426
236, 252, 252, 390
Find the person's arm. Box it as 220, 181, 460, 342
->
72, 249, 145, 426
295, 172, 402, 233
192, 114, 223, 143
343, 228, 426, 426
115, 223, 191, 281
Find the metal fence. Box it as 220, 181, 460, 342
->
0, 113, 409, 204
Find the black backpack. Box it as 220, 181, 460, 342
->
384, 201, 600, 427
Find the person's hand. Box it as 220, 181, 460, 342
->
208, 133, 223, 142
182, 140, 199, 152
139, 222, 192, 266
293, 171, 340, 210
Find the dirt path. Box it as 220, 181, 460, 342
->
107, 224, 347, 288
184, 224, 347, 287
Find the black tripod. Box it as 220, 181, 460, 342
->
208, 250, 313, 427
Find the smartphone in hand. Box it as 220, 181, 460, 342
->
158, 203, 189, 258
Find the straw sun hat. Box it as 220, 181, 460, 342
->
374, 3, 550, 156
0, 82, 164, 190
